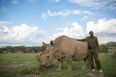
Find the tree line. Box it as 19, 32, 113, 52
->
0, 42, 115, 54
0, 46, 43, 53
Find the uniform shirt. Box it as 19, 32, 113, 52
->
77, 36, 100, 52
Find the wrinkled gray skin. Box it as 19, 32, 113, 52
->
36, 51, 53, 68
40, 35, 90, 72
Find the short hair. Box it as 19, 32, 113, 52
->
89, 31, 93, 34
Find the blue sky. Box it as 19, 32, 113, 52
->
0, 0, 116, 46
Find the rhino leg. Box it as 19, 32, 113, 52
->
82, 58, 90, 70
66, 56, 73, 72
56, 60, 63, 71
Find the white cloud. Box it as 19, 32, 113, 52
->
0, 21, 12, 35
0, 21, 12, 26
82, 16, 89, 22
1, 18, 116, 46
12, 0, 19, 4
9, 24, 45, 41
99, 37, 116, 44
82, 11, 93, 15
86, 18, 116, 33
70, 0, 116, 10
42, 10, 93, 19
51, 22, 85, 39
70, 0, 98, 7
49, 0, 61, 3
0, 21, 46, 46
71, 0, 89, 3
86, 18, 116, 43
50, 18, 116, 44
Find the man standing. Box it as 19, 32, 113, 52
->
77, 31, 103, 72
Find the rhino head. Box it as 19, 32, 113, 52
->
36, 52, 53, 68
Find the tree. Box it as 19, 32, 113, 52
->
100, 43, 109, 53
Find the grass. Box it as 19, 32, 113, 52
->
0, 53, 116, 77
99, 54, 116, 77
0, 53, 36, 64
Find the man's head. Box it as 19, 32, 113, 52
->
89, 31, 94, 37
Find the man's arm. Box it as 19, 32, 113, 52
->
96, 37, 100, 53
76, 37, 88, 42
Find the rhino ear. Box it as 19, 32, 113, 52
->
38, 52, 43, 57
36, 52, 42, 60
42, 42, 45, 45
50, 40, 54, 46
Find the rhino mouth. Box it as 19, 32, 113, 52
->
40, 64, 53, 68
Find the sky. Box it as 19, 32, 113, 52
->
0, 0, 116, 46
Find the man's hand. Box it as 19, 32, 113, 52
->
97, 49, 100, 54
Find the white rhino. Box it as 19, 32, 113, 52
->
36, 51, 54, 68
42, 35, 90, 72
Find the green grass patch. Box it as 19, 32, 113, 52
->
0, 53, 36, 64
22, 64, 40, 74
0, 53, 116, 77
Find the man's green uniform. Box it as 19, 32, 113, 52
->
79, 36, 102, 70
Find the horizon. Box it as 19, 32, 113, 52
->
0, 41, 115, 47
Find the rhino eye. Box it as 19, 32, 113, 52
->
47, 56, 49, 58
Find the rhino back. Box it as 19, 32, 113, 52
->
54, 35, 88, 60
